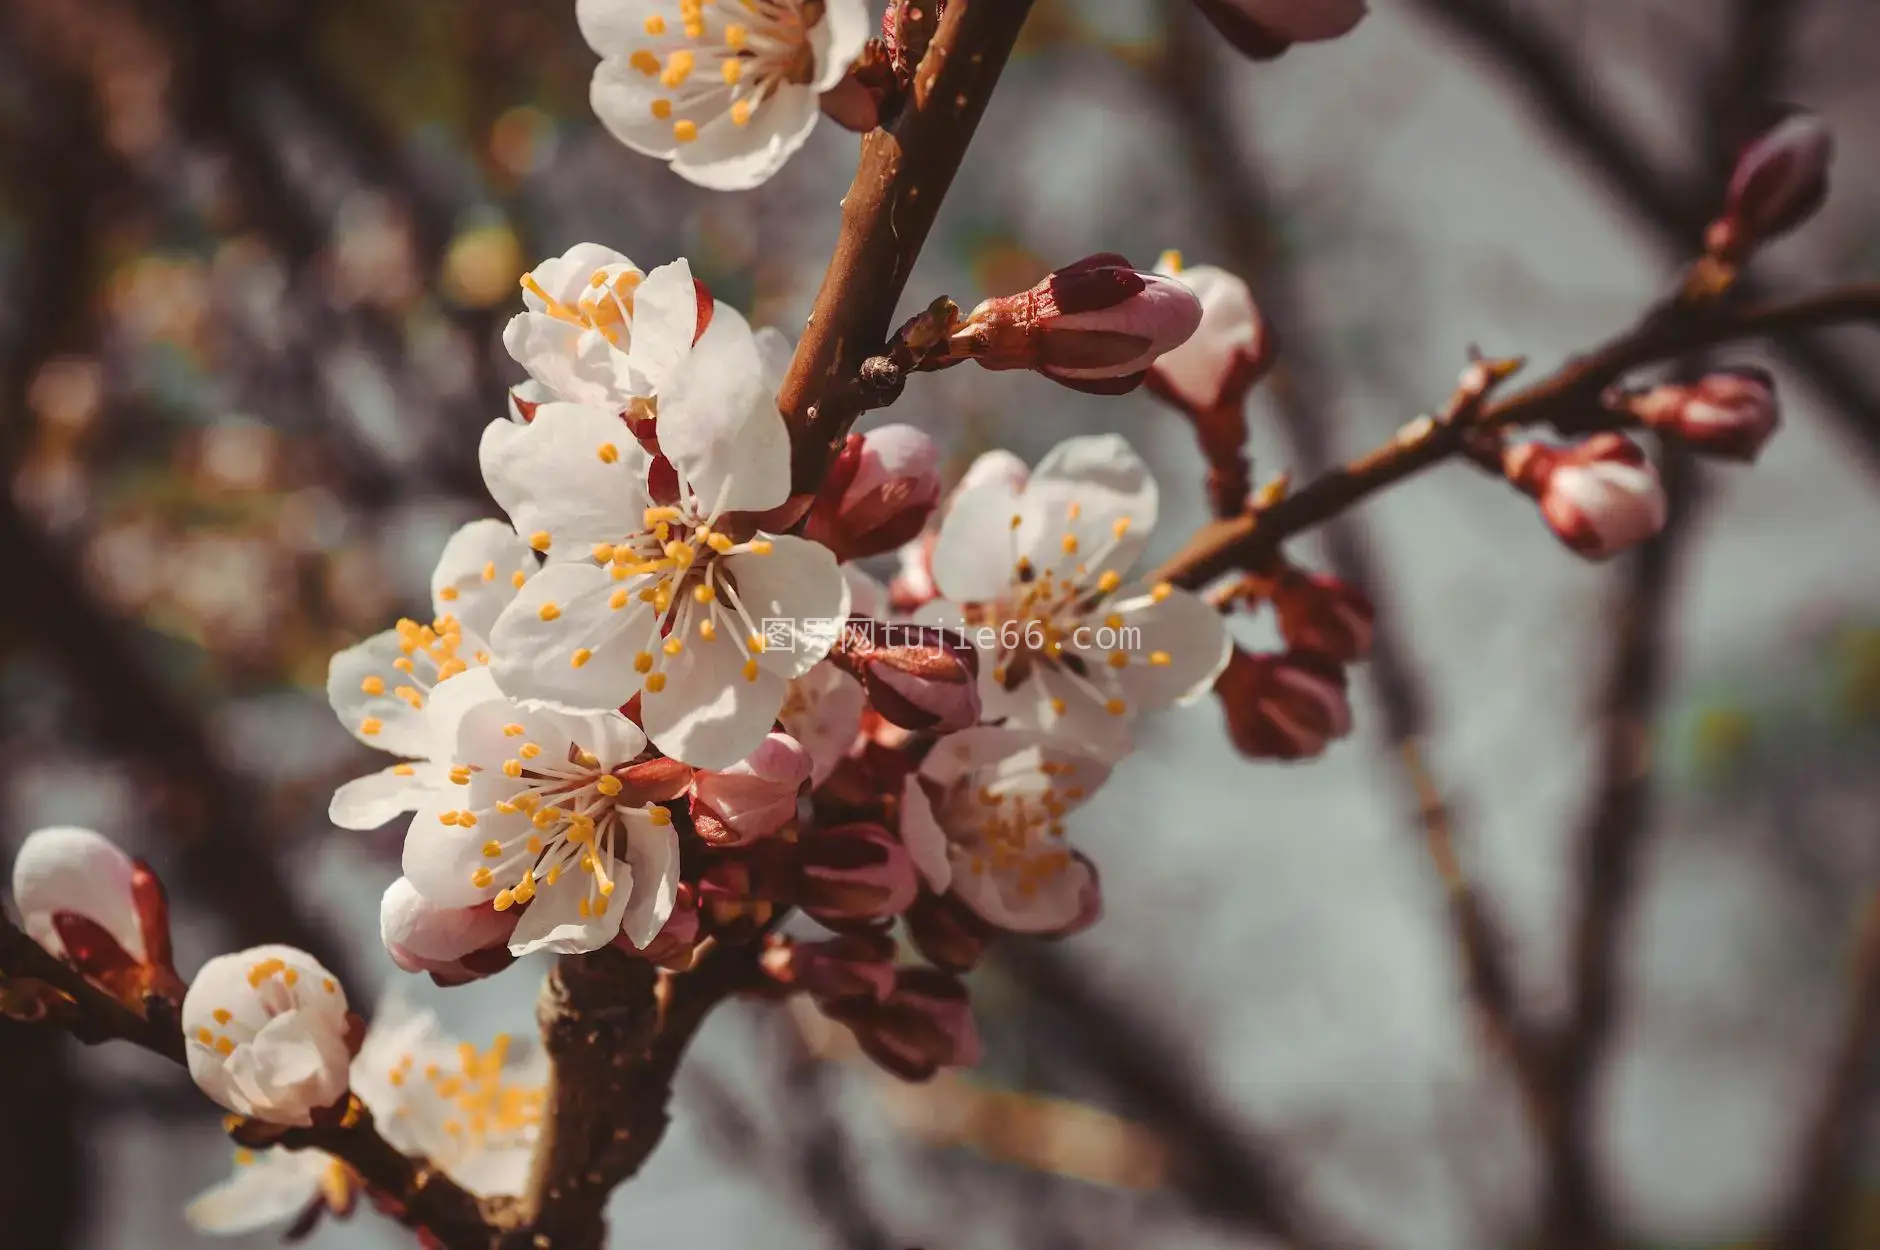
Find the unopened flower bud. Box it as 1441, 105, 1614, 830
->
1621, 367, 1780, 462
903, 890, 995, 973
1707, 110, 1833, 262
1191, 0, 1368, 60
948, 254, 1202, 395
795, 822, 919, 922
10, 825, 181, 1003
1147, 251, 1271, 416
690, 732, 813, 846
1215, 647, 1353, 761
830, 619, 980, 732
765, 930, 900, 1005
380, 877, 516, 986
832, 967, 981, 1082
802, 425, 942, 562
1272, 569, 1375, 663
1503, 433, 1668, 559
183, 945, 355, 1125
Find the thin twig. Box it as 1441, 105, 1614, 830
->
778, 0, 1039, 490
1149, 283, 1880, 590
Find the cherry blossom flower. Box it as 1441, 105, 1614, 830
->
581, 0, 871, 191
182, 945, 355, 1126
900, 726, 1110, 934
327, 522, 538, 830
380, 876, 519, 985
1148, 250, 1270, 417
1503, 433, 1668, 559
186, 1002, 543, 1234
484, 306, 848, 769
9, 825, 178, 1000
503, 244, 703, 410
927, 434, 1231, 758
399, 688, 681, 957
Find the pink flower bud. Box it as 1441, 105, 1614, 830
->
794, 822, 919, 922
829, 619, 981, 732
903, 890, 995, 973
1272, 569, 1375, 663
380, 877, 517, 986
10, 825, 181, 1003
1707, 111, 1833, 261
764, 930, 900, 1005
1215, 647, 1353, 761
949, 254, 1203, 394
830, 968, 982, 1082
1622, 367, 1780, 462
1147, 251, 1271, 416
1191, 0, 1368, 60
1504, 433, 1668, 559
689, 731, 813, 846
801, 425, 943, 562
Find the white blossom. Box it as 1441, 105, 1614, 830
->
503, 243, 701, 410
9, 825, 148, 963
927, 434, 1231, 759
900, 727, 1109, 933
182, 945, 354, 1126
580, 0, 871, 191
326, 522, 537, 830
400, 688, 681, 957
484, 305, 848, 769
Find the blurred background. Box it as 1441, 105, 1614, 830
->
2, 0, 1879, 1247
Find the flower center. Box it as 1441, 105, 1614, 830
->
407, 1034, 544, 1155
521, 265, 644, 347
629, 0, 821, 143
356, 613, 491, 742
941, 765, 1087, 896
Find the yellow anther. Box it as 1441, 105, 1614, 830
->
575, 748, 599, 768
705, 532, 735, 554
1097, 570, 1122, 594
571, 648, 593, 668
597, 442, 619, 464
482, 561, 497, 581
503, 723, 524, 737
749, 538, 774, 555
610, 588, 630, 610
646, 672, 668, 693
1067, 501, 1083, 521
664, 540, 695, 568
393, 763, 416, 777
438, 585, 460, 602
1104, 698, 1128, 716
360, 675, 385, 695
651, 97, 673, 120
1049, 698, 1068, 715
392, 656, 415, 673
643, 13, 666, 33
449, 765, 472, 785
724, 22, 748, 47
662, 637, 684, 657
698, 618, 717, 641
661, 50, 695, 88
1105, 612, 1125, 629
741, 659, 759, 682
634, 651, 655, 674
630, 49, 660, 75
643, 506, 681, 526
439, 810, 461, 826
195, 1026, 214, 1045
1151, 582, 1173, 603
1061, 533, 1079, 555
577, 897, 592, 918
693, 583, 716, 604
648, 806, 672, 826
1113, 517, 1132, 538
596, 775, 623, 796
360, 717, 383, 736
245, 957, 286, 987
725, 61, 746, 88
215, 1036, 235, 1056
519, 742, 542, 759
503, 759, 523, 778
592, 542, 616, 563
493, 889, 516, 912
512, 570, 527, 588
529, 531, 552, 552
483, 841, 504, 859
1010, 513, 1023, 529
1107, 651, 1129, 669
1150, 650, 1172, 666
526, 835, 543, 854
213, 1008, 232, 1025
746, 633, 767, 653
538, 602, 561, 621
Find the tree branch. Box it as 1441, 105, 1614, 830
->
778, 0, 1038, 491
1149, 282, 1880, 590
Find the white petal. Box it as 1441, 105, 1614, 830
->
424, 665, 506, 752
526, 243, 635, 304
430, 520, 538, 639
950, 849, 1090, 934
779, 664, 865, 788
10, 826, 144, 961
1015, 434, 1158, 577
184, 1154, 325, 1234
618, 811, 680, 949
589, 55, 683, 161
506, 857, 631, 956
380, 877, 517, 964
843, 564, 888, 620
490, 562, 652, 710
930, 474, 1025, 603
623, 257, 697, 395
401, 798, 511, 907
501, 312, 642, 409
1112, 587, 1233, 709
811, 0, 874, 90
639, 628, 789, 769
326, 630, 435, 757
670, 84, 821, 192
478, 408, 651, 558
574, 0, 665, 55
754, 327, 794, 393
720, 534, 850, 680
656, 306, 790, 514
899, 776, 952, 891
329, 761, 446, 831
